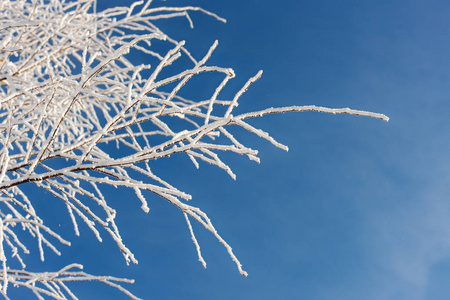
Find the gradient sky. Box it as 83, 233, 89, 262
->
11, 0, 450, 299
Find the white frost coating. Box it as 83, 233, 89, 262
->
0, 152, 10, 184
0, 0, 388, 299
237, 105, 389, 122
184, 212, 207, 269
224, 70, 263, 119
0, 217, 7, 295
134, 187, 150, 213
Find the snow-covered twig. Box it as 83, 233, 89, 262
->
0, 0, 387, 298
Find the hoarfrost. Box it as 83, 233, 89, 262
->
0, 0, 387, 298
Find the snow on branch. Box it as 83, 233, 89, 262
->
2, 264, 140, 300
0, 0, 388, 298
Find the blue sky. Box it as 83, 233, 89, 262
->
11, 0, 450, 299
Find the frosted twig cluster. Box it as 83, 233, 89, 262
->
0, 0, 388, 298
1, 264, 138, 300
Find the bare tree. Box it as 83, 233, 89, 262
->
0, 0, 388, 299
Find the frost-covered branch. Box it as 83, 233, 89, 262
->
0, 0, 388, 298
2, 264, 140, 300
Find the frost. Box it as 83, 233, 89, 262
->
0, 0, 387, 299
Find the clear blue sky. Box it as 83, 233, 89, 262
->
11, 0, 450, 299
